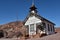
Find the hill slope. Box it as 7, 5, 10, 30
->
0, 21, 26, 38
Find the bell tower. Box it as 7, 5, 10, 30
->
29, 0, 38, 17
30, 4, 37, 13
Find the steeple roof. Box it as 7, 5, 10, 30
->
30, 4, 37, 10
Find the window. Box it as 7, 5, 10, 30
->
30, 24, 34, 32
43, 23, 46, 28
52, 26, 55, 32
48, 24, 50, 31
50, 25, 52, 32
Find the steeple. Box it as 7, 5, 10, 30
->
29, 0, 37, 15
30, 4, 37, 11
30, 0, 37, 10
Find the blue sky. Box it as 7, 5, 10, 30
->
0, 0, 60, 27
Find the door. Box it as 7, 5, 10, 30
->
29, 24, 36, 35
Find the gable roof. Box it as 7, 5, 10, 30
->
23, 13, 55, 25
23, 5, 55, 25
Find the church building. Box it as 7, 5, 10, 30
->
24, 4, 55, 36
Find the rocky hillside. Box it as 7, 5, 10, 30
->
0, 21, 26, 38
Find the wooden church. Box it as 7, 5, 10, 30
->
24, 4, 55, 37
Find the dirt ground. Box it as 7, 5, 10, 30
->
27, 33, 60, 40
0, 33, 60, 40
